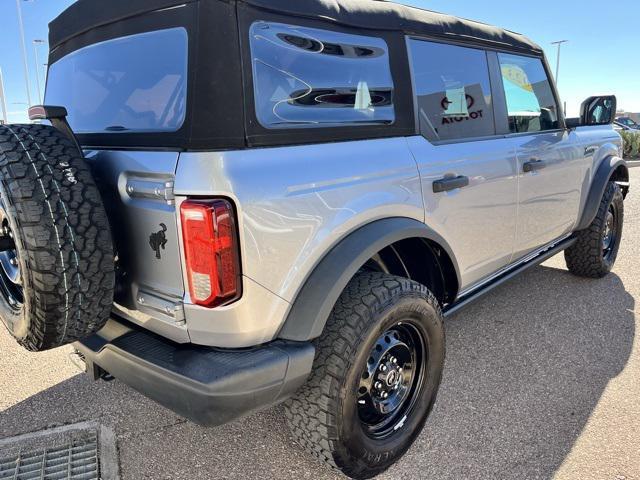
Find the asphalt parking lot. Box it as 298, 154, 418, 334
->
1, 167, 639, 480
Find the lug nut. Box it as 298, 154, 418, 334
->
10, 258, 17, 266
392, 357, 398, 364
382, 392, 389, 399
380, 365, 387, 372
374, 381, 382, 390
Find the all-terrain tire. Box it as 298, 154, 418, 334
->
0, 124, 115, 351
565, 181, 624, 278
284, 273, 445, 480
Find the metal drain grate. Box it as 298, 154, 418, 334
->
0, 423, 117, 480
0, 431, 98, 480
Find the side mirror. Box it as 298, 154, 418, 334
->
579, 95, 617, 126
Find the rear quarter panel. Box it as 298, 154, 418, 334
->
176, 138, 423, 303
175, 138, 423, 346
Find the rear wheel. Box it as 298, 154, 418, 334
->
565, 181, 624, 278
285, 273, 445, 479
0, 124, 115, 351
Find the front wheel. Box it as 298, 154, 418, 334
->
565, 181, 624, 278
285, 273, 445, 479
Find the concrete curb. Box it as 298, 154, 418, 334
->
626, 160, 640, 168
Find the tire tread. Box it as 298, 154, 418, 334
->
0, 124, 115, 351
565, 181, 624, 278
284, 272, 442, 478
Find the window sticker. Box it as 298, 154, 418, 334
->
443, 87, 470, 117
354, 81, 373, 111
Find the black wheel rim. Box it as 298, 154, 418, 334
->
602, 203, 618, 261
0, 200, 23, 310
357, 321, 427, 439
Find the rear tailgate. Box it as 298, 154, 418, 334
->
45, 8, 193, 342
85, 150, 188, 342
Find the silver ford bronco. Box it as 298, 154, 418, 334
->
0, 0, 629, 478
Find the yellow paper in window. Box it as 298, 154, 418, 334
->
501, 65, 534, 92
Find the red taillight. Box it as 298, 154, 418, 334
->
180, 199, 241, 308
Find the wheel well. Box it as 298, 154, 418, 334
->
362, 237, 458, 306
611, 164, 630, 198
279, 218, 462, 342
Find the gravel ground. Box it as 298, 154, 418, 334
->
1, 168, 639, 480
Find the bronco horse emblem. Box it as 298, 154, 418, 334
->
149, 223, 168, 259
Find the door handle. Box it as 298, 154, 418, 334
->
523, 159, 546, 173
432, 175, 469, 193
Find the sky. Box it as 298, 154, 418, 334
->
0, 0, 638, 123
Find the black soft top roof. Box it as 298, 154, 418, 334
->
50, 0, 542, 55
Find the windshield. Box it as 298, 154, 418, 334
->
618, 117, 638, 128
45, 28, 188, 134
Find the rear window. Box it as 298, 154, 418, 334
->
45, 28, 188, 134
249, 21, 395, 129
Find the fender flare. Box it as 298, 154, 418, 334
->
277, 217, 461, 342
576, 156, 628, 231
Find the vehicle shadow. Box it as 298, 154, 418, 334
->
0, 263, 635, 480
388, 264, 636, 479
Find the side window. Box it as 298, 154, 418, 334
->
408, 39, 496, 142
497, 53, 559, 133
249, 21, 395, 129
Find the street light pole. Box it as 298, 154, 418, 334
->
0, 69, 8, 124
551, 40, 569, 84
33, 39, 46, 105
15, 0, 33, 108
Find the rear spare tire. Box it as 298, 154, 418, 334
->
0, 124, 115, 351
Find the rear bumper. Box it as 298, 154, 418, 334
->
74, 317, 315, 426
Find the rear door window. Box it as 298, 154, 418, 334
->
249, 21, 395, 129
408, 39, 496, 142
45, 28, 188, 134
497, 53, 559, 133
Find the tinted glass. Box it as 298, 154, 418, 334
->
408, 39, 496, 142
498, 53, 559, 133
584, 96, 615, 125
249, 22, 394, 128
618, 117, 637, 127
45, 28, 188, 134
